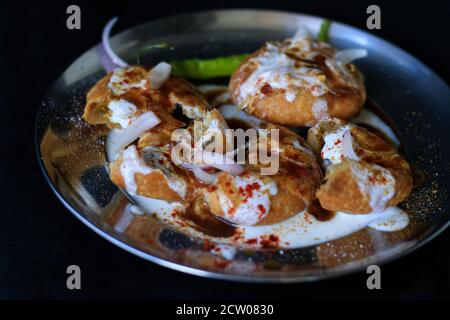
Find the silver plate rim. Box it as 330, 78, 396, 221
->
35, 8, 450, 283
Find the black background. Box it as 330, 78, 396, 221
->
2, 0, 450, 299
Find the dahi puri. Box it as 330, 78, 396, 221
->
83, 65, 213, 202
229, 27, 366, 127
307, 118, 413, 213
205, 125, 322, 226
83, 65, 323, 226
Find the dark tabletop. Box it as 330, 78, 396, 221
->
2, 0, 450, 299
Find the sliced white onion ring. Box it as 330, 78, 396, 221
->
192, 167, 218, 184
291, 25, 311, 43
342, 129, 360, 161
180, 162, 211, 170
200, 151, 244, 176
335, 49, 368, 65
170, 148, 212, 170
97, 45, 120, 73
148, 62, 171, 89
100, 17, 128, 72
106, 111, 161, 161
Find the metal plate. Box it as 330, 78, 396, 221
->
35, 9, 450, 282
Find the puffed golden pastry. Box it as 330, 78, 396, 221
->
83, 65, 213, 202
204, 124, 322, 226
107, 107, 229, 202
307, 118, 413, 213
84, 66, 210, 123
84, 65, 323, 224
229, 28, 366, 127
109, 144, 201, 202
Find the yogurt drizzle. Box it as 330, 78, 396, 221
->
109, 102, 410, 252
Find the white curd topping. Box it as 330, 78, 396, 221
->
320, 123, 396, 212
134, 193, 410, 249
115, 96, 409, 249
108, 99, 138, 128
119, 145, 187, 198
236, 26, 367, 114
217, 175, 278, 226
320, 124, 354, 164
120, 145, 153, 194
237, 43, 328, 109
349, 161, 396, 212
108, 67, 148, 95
210, 244, 238, 260
166, 176, 187, 200
181, 104, 204, 120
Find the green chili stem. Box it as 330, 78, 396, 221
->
317, 19, 332, 42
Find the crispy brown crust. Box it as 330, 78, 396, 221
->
229, 45, 366, 127
205, 125, 322, 225
316, 160, 372, 213
165, 77, 210, 118
271, 123, 323, 201
307, 120, 413, 213
259, 173, 308, 225
84, 66, 213, 202
85, 65, 324, 225
108, 153, 208, 203
205, 169, 315, 226
83, 66, 209, 129
83, 74, 112, 126
137, 111, 185, 148
109, 157, 182, 202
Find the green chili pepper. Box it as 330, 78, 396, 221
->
143, 43, 173, 50
317, 19, 331, 42
170, 54, 250, 79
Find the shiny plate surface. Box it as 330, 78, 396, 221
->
35, 9, 450, 282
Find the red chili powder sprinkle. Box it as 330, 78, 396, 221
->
203, 240, 216, 251
260, 83, 273, 95
238, 182, 261, 199
259, 234, 280, 249
260, 239, 275, 249
257, 204, 267, 217
269, 234, 279, 242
